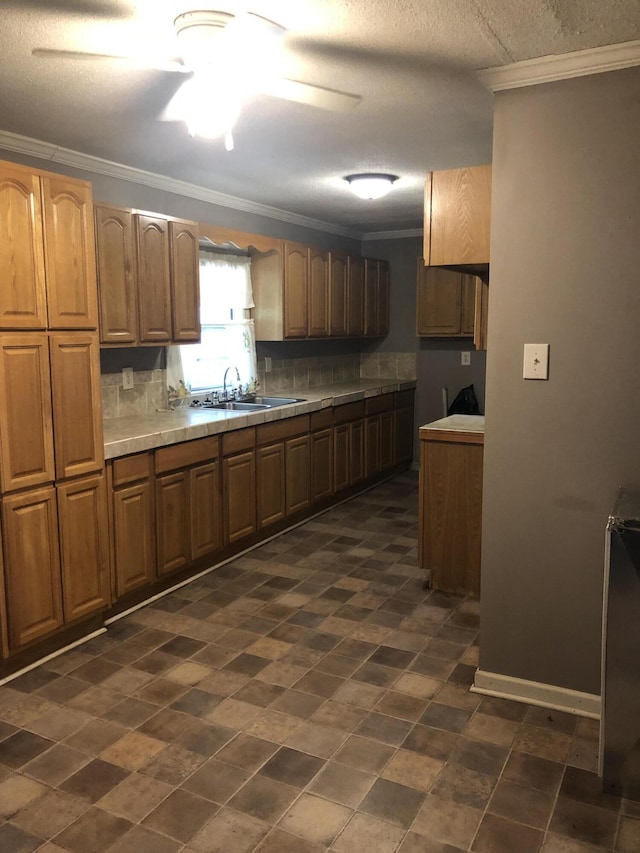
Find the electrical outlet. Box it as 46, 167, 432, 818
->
265, 357, 272, 373
461, 351, 471, 366
523, 344, 550, 380
122, 367, 134, 390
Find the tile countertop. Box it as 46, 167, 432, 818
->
103, 379, 417, 460
419, 414, 485, 434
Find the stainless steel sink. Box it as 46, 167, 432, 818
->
209, 401, 270, 411
244, 396, 306, 406
200, 396, 305, 411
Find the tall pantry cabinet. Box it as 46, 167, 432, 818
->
0, 159, 108, 658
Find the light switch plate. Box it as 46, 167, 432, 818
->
461, 351, 471, 366
523, 344, 549, 380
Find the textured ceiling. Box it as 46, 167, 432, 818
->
1, 0, 640, 233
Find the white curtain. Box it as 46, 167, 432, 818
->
167, 252, 257, 402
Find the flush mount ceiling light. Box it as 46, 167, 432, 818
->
345, 173, 399, 200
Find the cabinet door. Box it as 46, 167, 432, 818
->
311, 428, 333, 502
113, 479, 156, 598
95, 204, 137, 345
430, 165, 492, 265
334, 423, 350, 492
57, 474, 110, 623
156, 471, 190, 576
350, 419, 365, 485
2, 486, 63, 650
347, 257, 364, 336
378, 260, 390, 336
329, 252, 348, 337
363, 259, 379, 337
223, 451, 256, 543
191, 461, 222, 560
41, 175, 98, 329
395, 407, 415, 465
50, 333, 104, 480
0, 333, 55, 492
380, 411, 395, 471
308, 247, 329, 337
169, 219, 201, 343
136, 214, 172, 343
283, 242, 308, 338
365, 415, 380, 479
416, 265, 463, 335
0, 163, 47, 329
256, 443, 286, 529
286, 434, 310, 515
460, 274, 477, 336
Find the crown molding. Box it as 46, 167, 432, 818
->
0, 129, 361, 239
361, 228, 423, 241
478, 39, 640, 92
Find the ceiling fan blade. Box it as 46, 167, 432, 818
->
261, 78, 361, 112
32, 48, 189, 74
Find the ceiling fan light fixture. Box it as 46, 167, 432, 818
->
345, 173, 399, 200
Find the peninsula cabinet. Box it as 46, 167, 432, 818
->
94, 203, 200, 346
423, 165, 492, 266
0, 160, 98, 331
110, 452, 156, 599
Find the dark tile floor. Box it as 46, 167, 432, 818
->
0, 471, 637, 852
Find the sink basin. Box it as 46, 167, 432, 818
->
244, 396, 306, 407
209, 401, 270, 411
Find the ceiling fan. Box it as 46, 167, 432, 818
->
32, 8, 362, 150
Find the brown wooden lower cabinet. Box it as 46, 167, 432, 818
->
350, 419, 365, 485
223, 450, 257, 543
112, 475, 156, 599
1, 486, 63, 651
57, 474, 110, 622
156, 471, 190, 577
190, 461, 222, 559
365, 415, 380, 479
380, 411, 395, 471
311, 428, 333, 502
334, 423, 350, 492
395, 397, 415, 465
256, 443, 286, 529
285, 434, 310, 515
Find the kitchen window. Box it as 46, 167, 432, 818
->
167, 250, 257, 403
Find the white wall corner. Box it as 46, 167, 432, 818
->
472, 669, 601, 719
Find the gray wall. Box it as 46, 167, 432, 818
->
480, 67, 640, 695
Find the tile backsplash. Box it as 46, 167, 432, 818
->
101, 352, 417, 418
101, 369, 168, 419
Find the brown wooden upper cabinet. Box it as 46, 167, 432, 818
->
416, 263, 487, 349
251, 241, 386, 341
94, 203, 200, 346
0, 160, 98, 331
364, 258, 390, 337
424, 165, 492, 266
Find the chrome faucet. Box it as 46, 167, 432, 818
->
222, 366, 241, 400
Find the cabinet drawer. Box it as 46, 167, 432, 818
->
334, 400, 365, 424
365, 393, 394, 416
310, 408, 334, 431
222, 427, 256, 456
257, 415, 309, 445
155, 435, 219, 474
112, 452, 153, 487
395, 390, 415, 409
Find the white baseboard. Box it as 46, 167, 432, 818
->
472, 669, 601, 719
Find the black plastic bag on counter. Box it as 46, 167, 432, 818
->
447, 384, 482, 416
